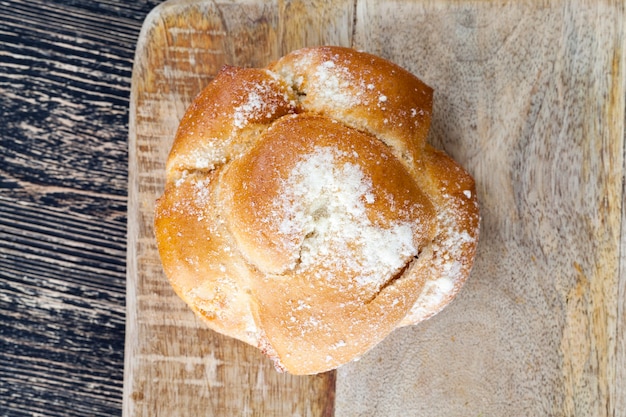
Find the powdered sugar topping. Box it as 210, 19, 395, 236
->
233, 90, 264, 128
232, 80, 286, 129
272, 147, 417, 289
404, 192, 478, 323
313, 60, 361, 107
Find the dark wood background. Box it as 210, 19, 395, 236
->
1, 1, 163, 415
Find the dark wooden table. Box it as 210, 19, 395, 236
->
1, 1, 163, 415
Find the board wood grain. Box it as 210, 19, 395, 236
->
336, 2, 626, 416
125, 0, 626, 415
125, 1, 352, 416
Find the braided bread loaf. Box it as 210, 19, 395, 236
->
155, 46, 479, 375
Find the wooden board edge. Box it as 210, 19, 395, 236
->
615, 1, 626, 413
122, 2, 166, 415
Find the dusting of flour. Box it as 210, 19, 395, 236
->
403, 190, 478, 323
311, 60, 364, 107
232, 80, 285, 129
273, 147, 417, 289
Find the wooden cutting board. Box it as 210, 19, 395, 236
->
124, 0, 626, 415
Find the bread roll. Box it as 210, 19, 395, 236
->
155, 46, 479, 375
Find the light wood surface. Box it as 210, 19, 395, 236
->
125, 0, 626, 415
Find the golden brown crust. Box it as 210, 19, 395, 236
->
154, 46, 479, 374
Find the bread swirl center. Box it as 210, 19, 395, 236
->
223, 113, 437, 296
276, 146, 417, 290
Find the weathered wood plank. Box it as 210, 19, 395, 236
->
0, 1, 163, 416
